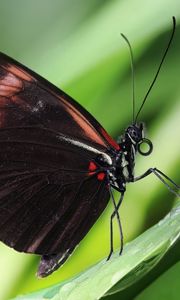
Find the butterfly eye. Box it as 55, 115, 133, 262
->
127, 127, 139, 142
138, 138, 153, 156
131, 129, 138, 138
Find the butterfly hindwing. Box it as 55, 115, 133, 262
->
0, 168, 109, 257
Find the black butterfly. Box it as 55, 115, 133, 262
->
0, 17, 179, 277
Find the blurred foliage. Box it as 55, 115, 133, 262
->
0, 0, 179, 299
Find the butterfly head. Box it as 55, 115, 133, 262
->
125, 123, 153, 156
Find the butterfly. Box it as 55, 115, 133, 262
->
0, 17, 179, 277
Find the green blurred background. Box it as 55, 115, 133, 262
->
0, 0, 179, 299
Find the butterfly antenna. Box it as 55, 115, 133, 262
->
121, 33, 135, 124
135, 16, 176, 123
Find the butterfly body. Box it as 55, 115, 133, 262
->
88, 124, 142, 189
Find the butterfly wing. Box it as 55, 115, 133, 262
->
0, 52, 120, 151
0, 161, 109, 254
0, 53, 112, 268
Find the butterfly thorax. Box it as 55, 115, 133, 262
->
102, 123, 153, 192
107, 144, 135, 192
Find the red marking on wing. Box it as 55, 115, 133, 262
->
88, 162, 106, 181
88, 162, 97, 171
97, 172, 105, 181
100, 128, 120, 150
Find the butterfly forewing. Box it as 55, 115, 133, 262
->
0, 52, 119, 151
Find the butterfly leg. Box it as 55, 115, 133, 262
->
133, 167, 179, 197
107, 190, 124, 260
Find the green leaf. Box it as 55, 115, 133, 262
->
134, 262, 180, 300
13, 202, 180, 300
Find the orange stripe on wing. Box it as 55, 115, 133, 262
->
0, 72, 23, 97
65, 104, 107, 147
100, 128, 120, 150
2, 64, 34, 82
